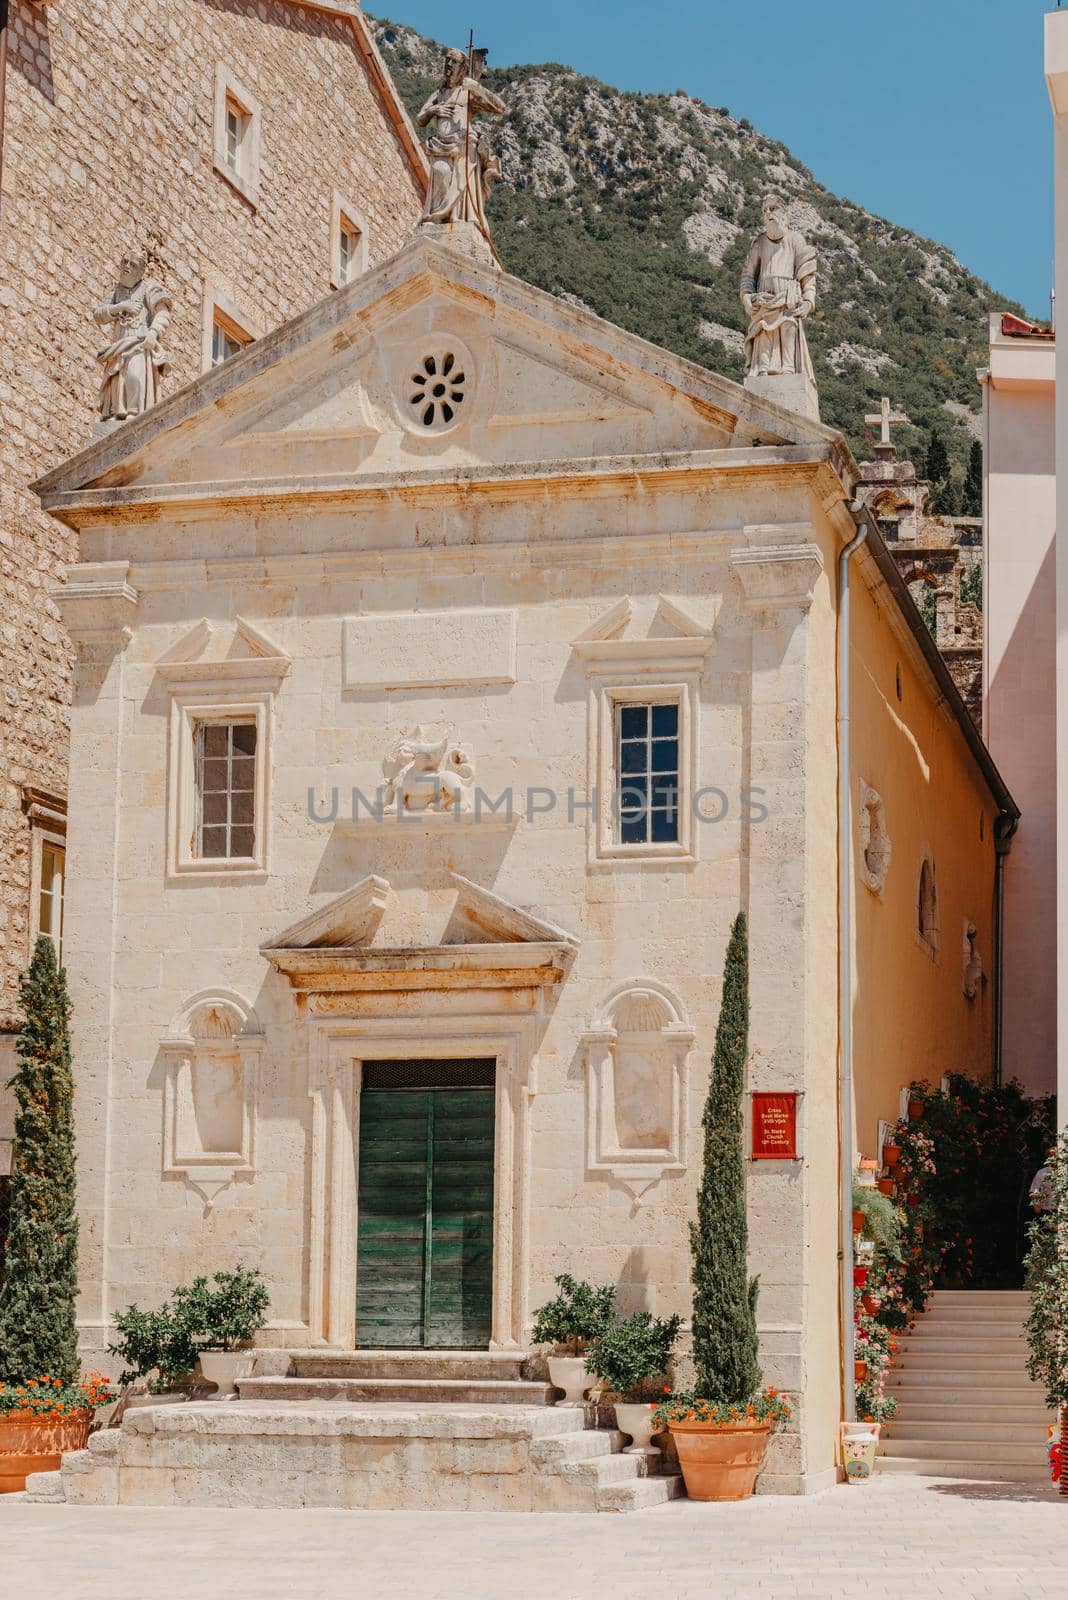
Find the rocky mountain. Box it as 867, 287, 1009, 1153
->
372, 17, 1020, 483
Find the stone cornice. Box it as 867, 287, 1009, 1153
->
49, 560, 138, 648
37, 447, 843, 529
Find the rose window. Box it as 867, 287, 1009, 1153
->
409, 351, 466, 430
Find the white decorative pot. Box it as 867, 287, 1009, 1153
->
197, 1350, 254, 1400
547, 1356, 590, 1407
614, 1402, 660, 1456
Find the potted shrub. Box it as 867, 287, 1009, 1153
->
531, 1274, 616, 1405
1025, 1127, 1068, 1496
654, 915, 791, 1501
0, 1373, 113, 1492
0, 939, 93, 1492
177, 1268, 270, 1398
584, 1310, 681, 1457
108, 1300, 200, 1407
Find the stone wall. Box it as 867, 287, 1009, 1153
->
0, 0, 424, 1029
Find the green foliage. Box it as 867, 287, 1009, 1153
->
583, 1311, 681, 1401
919, 583, 937, 637
108, 1302, 200, 1391
173, 1267, 270, 1353
531, 1274, 616, 1354
962, 439, 983, 518
960, 559, 983, 613
1024, 1128, 1068, 1410
0, 938, 79, 1386
652, 1387, 791, 1429
690, 913, 761, 1405
851, 1183, 904, 1262
373, 19, 1022, 471
0, 1372, 113, 1417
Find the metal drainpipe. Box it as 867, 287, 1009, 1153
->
837, 512, 868, 1425
992, 814, 1018, 1089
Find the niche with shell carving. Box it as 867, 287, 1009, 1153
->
582, 981, 694, 1202
160, 991, 263, 1209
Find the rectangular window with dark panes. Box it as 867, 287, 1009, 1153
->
194, 722, 257, 860
616, 702, 680, 845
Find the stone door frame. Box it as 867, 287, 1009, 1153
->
308, 1009, 534, 1350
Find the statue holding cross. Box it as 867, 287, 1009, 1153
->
417, 41, 507, 246
865, 396, 911, 460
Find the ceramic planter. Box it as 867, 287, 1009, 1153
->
908, 1098, 924, 1121
876, 1177, 895, 1196
197, 1350, 254, 1400
851, 1208, 865, 1233
547, 1356, 590, 1407
882, 1143, 902, 1166
854, 1359, 868, 1382
0, 1410, 91, 1494
668, 1418, 771, 1501
853, 1265, 869, 1289
614, 1402, 660, 1459
861, 1293, 881, 1316
841, 1420, 881, 1482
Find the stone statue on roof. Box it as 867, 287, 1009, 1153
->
417, 45, 506, 244
740, 194, 819, 419
92, 251, 171, 428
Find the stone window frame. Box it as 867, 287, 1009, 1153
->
201, 282, 258, 373
916, 848, 939, 960
166, 690, 273, 881
21, 786, 67, 963
330, 192, 370, 289
213, 64, 262, 206
857, 780, 891, 896
593, 678, 697, 864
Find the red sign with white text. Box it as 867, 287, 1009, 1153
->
751, 1092, 799, 1161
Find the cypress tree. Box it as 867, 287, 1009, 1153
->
962, 439, 983, 518
923, 429, 950, 488
690, 912, 761, 1403
0, 936, 79, 1384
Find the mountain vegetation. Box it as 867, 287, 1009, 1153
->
373, 17, 1021, 482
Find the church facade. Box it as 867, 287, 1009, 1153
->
34, 228, 1014, 1493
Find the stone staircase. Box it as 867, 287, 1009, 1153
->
25, 1350, 683, 1513
879, 1290, 1056, 1483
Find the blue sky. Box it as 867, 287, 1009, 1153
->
384, 0, 1055, 316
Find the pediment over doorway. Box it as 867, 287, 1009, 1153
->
260, 872, 578, 995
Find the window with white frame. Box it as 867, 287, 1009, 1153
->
616, 701, 680, 845
193, 721, 257, 861
330, 194, 369, 289
39, 840, 66, 958
213, 67, 261, 204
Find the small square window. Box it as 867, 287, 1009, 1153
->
338, 218, 361, 285
225, 97, 248, 175
330, 195, 369, 289
194, 721, 258, 860
214, 67, 261, 205
615, 701, 680, 846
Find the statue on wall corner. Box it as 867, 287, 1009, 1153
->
739, 194, 819, 419
93, 251, 172, 429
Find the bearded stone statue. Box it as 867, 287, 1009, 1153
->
93, 251, 171, 427
740, 194, 819, 419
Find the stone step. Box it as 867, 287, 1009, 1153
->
558, 1451, 645, 1488
886, 1382, 1048, 1405
874, 1454, 1051, 1484
888, 1419, 1052, 1443
880, 1435, 1045, 1464
239, 1376, 554, 1406
289, 1350, 529, 1383
530, 1429, 624, 1467
889, 1351, 1030, 1371
897, 1336, 1029, 1355
21, 1470, 63, 1504
890, 1401, 1054, 1424
928, 1291, 1030, 1303
597, 1472, 685, 1512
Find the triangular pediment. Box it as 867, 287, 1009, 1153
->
155, 616, 291, 687
261, 872, 578, 990
34, 234, 845, 516
572, 593, 715, 669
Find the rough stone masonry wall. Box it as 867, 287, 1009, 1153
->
0, 0, 423, 1029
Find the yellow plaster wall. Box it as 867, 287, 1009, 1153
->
849, 555, 998, 1158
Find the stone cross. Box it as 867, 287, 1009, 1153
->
865, 396, 910, 457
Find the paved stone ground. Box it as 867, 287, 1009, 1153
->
3, 1474, 1068, 1599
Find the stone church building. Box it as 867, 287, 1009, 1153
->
0, 0, 426, 1090
32, 211, 1016, 1493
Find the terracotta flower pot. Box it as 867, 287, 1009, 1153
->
906, 1192, 920, 1208
876, 1177, 894, 1196
0, 1409, 91, 1494
861, 1293, 881, 1316
853, 1265, 868, 1288
854, 1359, 868, 1382
668, 1418, 771, 1502
852, 1208, 865, 1233
908, 1098, 924, 1121
882, 1144, 902, 1166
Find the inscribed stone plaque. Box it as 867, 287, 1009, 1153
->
342, 609, 517, 690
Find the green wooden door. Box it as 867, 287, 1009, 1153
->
356, 1065, 495, 1348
